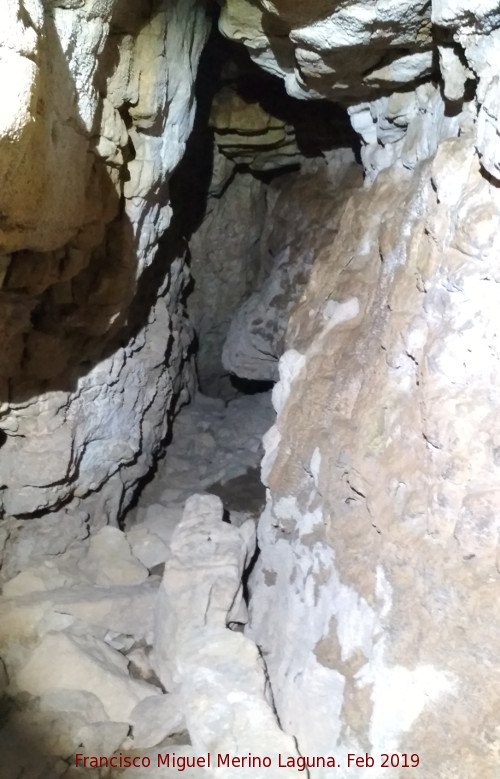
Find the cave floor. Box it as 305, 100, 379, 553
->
127, 388, 274, 530
0, 389, 277, 777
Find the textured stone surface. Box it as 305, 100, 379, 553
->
189, 150, 361, 391
129, 389, 275, 522
16, 631, 159, 721
248, 132, 500, 777
0, 518, 162, 775
78, 526, 149, 586
0, 509, 89, 583
206, 5, 500, 776
186, 41, 358, 395
0, 0, 210, 521
210, 86, 300, 171
153, 493, 256, 688
152, 493, 300, 777
218, 0, 500, 188
188, 158, 269, 396
222, 150, 361, 381
219, 0, 434, 101
0, 386, 286, 774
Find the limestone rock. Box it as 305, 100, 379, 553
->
476, 76, 500, 178
0, 0, 210, 521
432, 0, 500, 29
219, 0, 433, 102
222, 151, 361, 381
153, 494, 256, 688
2, 562, 77, 598
186, 44, 358, 395
39, 688, 109, 726
218, 0, 499, 191
16, 631, 160, 721
151, 492, 300, 777
126, 503, 182, 568
77, 721, 130, 758
3, 2, 500, 777
125, 646, 156, 684
125, 525, 172, 571
210, 87, 300, 171
0, 511, 89, 583
0, 580, 159, 655
78, 526, 149, 586
7, 695, 128, 760
187, 155, 269, 396
438, 45, 473, 102
221, 246, 296, 382
179, 627, 300, 778
0, 686, 128, 774
131, 391, 275, 518
125, 692, 186, 750
247, 130, 500, 775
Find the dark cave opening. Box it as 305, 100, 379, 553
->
169, 23, 361, 400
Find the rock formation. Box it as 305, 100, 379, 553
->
216, 2, 500, 776
1, 1, 500, 777
0, 0, 210, 522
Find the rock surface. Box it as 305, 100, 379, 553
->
153, 494, 300, 778
189, 146, 361, 391
211, 3, 500, 777
0, 391, 281, 777
219, 0, 434, 101
185, 41, 359, 395
129, 390, 275, 522
0, 0, 210, 521
222, 150, 361, 381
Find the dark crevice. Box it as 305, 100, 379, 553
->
241, 540, 260, 609
229, 376, 275, 395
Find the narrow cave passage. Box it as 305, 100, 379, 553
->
126, 26, 363, 530
0, 14, 364, 777
4, 0, 497, 775
168, 24, 361, 399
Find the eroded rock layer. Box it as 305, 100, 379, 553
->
217, 3, 500, 776
0, 0, 210, 521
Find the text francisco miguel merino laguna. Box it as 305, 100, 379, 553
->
75, 752, 344, 771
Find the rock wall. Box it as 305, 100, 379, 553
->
221, 151, 361, 384
185, 45, 361, 395
217, 2, 500, 776
0, 0, 210, 521
189, 151, 362, 396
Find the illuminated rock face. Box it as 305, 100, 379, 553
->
0, 0, 210, 520
250, 137, 500, 776
219, 0, 434, 101
212, 3, 500, 776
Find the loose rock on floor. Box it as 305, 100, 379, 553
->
0, 390, 293, 779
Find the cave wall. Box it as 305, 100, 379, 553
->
0, 0, 210, 522
216, 2, 500, 775
220, 151, 361, 384
188, 140, 361, 396
185, 47, 362, 395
